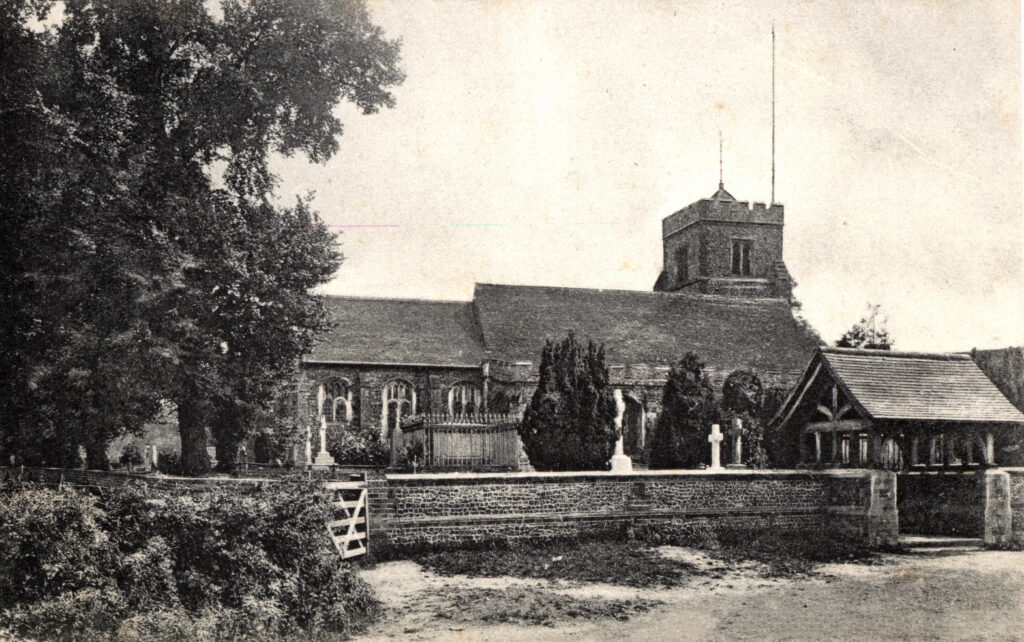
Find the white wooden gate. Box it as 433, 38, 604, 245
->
325, 478, 368, 559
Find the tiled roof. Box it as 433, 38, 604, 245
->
305, 296, 485, 366
473, 283, 821, 373
820, 347, 1024, 423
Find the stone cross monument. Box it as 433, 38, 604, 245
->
313, 415, 336, 469
727, 416, 746, 468
708, 423, 724, 470
609, 389, 633, 472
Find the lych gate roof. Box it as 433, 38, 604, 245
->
306, 297, 485, 366
473, 283, 820, 372
793, 347, 1024, 424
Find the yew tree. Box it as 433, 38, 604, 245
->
649, 353, 719, 469
518, 333, 618, 471
0, 0, 403, 474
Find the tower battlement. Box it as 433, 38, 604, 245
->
663, 197, 784, 239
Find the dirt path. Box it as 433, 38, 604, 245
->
356, 548, 1024, 641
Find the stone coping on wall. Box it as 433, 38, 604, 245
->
383, 468, 871, 486
379, 506, 832, 528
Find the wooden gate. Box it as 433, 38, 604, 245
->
325, 477, 369, 559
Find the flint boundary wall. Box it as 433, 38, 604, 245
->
368, 469, 898, 555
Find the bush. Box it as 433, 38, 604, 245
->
0, 485, 117, 607
519, 333, 618, 471
156, 451, 182, 475
0, 481, 382, 640
327, 424, 391, 466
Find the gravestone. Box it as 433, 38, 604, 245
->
143, 445, 158, 471
206, 446, 218, 469
726, 417, 746, 468
609, 389, 633, 472
708, 423, 723, 470
312, 415, 336, 469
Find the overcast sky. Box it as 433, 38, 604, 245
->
272, 0, 1023, 352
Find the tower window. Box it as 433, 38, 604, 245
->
731, 240, 752, 276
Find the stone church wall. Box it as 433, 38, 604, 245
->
297, 364, 483, 436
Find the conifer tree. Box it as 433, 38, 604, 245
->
649, 353, 718, 469
518, 333, 618, 471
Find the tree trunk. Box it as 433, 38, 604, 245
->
215, 438, 239, 472
177, 396, 211, 476
84, 440, 110, 471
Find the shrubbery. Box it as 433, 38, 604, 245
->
327, 424, 391, 467
0, 481, 381, 640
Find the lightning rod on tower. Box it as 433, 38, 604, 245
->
771, 22, 776, 204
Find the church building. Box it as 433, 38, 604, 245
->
293, 183, 821, 462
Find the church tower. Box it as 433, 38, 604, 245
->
653, 183, 792, 299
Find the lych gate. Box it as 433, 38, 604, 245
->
776, 347, 1024, 542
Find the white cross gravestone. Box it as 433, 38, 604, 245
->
609, 389, 633, 472
143, 445, 158, 472
708, 423, 724, 470
727, 417, 746, 468
313, 415, 336, 469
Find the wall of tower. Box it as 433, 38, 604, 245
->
659, 198, 784, 293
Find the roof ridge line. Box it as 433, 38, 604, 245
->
474, 282, 789, 303
821, 347, 971, 361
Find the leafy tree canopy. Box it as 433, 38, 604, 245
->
0, 0, 403, 473
649, 353, 718, 469
720, 370, 767, 467
836, 303, 892, 350
518, 333, 618, 471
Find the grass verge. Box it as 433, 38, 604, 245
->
432, 587, 659, 627
412, 537, 698, 587
410, 528, 888, 586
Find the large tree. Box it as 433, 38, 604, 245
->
518, 333, 618, 471
0, 0, 403, 473
648, 353, 719, 469
836, 303, 892, 350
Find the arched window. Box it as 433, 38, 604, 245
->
382, 380, 416, 438
448, 383, 481, 416
319, 379, 352, 423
